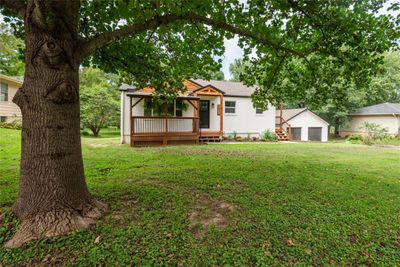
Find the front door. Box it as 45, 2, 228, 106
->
199, 100, 210, 129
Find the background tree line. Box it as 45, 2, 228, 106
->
229, 52, 400, 135
0, 23, 120, 137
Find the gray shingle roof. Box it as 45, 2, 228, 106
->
351, 103, 400, 115
120, 79, 257, 97
191, 79, 256, 97
276, 108, 307, 121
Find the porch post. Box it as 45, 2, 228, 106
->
196, 98, 200, 140
219, 94, 223, 134
163, 116, 168, 145
130, 96, 132, 117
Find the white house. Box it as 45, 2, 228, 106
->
277, 108, 329, 142
120, 79, 328, 146
341, 103, 400, 136
0, 74, 22, 122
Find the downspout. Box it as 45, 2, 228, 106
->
120, 91, 125, 144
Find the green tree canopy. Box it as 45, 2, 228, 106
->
4, 1, 397, 97
0, 23, 24, 77
229, 58, 251, 82
200, 69, 225, 81
80, 67, 120, 137
368, 50, 400, 104
231, 50, 400, 133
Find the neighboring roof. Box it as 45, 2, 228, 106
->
350, 103, 400, 115
277, 108, 329, 125
190, 79, 256, 97
0, 73, 23, 85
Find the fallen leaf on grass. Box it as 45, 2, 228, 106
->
94, 236, 101, 244
286, 239, 295, 247
43, 254, 51, 262
361, 252, 370, 258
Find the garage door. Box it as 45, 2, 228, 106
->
308, 127, 322, 141
291, 127, 302, 141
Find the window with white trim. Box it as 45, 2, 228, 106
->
256, 107, 264, 114
175, 99, 184, 117
225, 101, 236, 114
0, 83, 8, 102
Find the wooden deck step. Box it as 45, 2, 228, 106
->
199, 136, 222, 143
275, 128, 289, 141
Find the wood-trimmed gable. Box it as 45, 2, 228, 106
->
183, 80, 202, 92
190, 85, 225, 96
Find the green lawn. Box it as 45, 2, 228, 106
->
81, 127, 120, 138
1, 128, 400, 266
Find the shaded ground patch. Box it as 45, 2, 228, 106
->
168, 148, 247, 157
188, 194, 235, 238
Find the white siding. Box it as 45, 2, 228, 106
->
286, 110, 329, 142
342, 115, 399, 135
223, 96, 275, 138
0, 78, 22, 122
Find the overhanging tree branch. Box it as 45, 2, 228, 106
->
78, 13, 306, 61
0, 0, 25, 17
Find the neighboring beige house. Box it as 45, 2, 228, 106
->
341, 103, 400, 136
0, 74, 23, 122
277, 108, 329, 142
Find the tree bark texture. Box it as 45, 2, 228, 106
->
5, 0, 106, 248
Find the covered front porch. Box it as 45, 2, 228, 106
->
127, 85, 224, 147
128, 94, 199, 146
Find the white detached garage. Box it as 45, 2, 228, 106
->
278, 108, 329, 142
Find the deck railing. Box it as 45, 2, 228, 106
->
131, 116, 200, 135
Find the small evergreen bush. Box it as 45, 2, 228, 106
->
0, 121, 22, 130
360, 122, 389, 145
346, 134, 363, 144
81, 130, 90, 136
261, 130, 277, 141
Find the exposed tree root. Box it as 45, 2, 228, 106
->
4, 200, 107, 248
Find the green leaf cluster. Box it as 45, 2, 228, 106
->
80, 67, 120, 137
0, 23, 24, 77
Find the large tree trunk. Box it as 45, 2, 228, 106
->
5, 0, 106, 248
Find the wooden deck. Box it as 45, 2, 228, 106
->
130, 116, 200, 147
